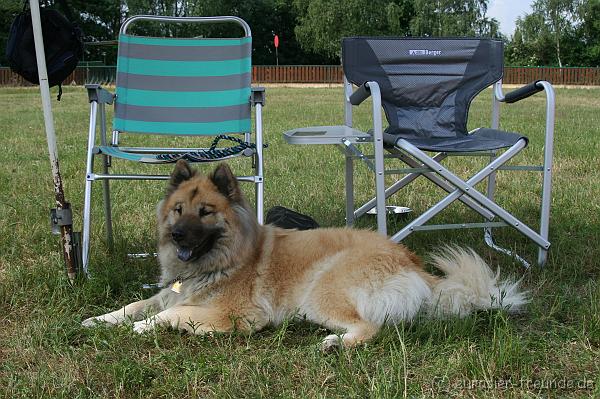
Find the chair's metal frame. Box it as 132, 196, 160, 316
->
82, 16, 265, 276
341, 76, 555, 267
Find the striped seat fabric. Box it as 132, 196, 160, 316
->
113, 34, 252, 136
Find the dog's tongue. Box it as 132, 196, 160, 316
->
177, 248, 193, 262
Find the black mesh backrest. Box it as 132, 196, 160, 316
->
342, 37, 503, 139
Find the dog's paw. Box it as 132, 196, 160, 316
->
133, 319, 156, 334
81, 317, 100, 328
82, 313, 123, 328
82, 315, 115, 328
320, 334, 343, 353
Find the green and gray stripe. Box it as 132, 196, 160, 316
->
115, 103, 250, 123
119, 41, 252, 61
116, 72, 251, 92
113, 118, 251, 135
119, 34, 251, 47
117, 57, 251, 77
116, 87, 250, 107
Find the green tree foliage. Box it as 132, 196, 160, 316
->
0, 0, 22, 66
577, 0, 600, 65
294, 0, 500, 60
294, 0, 414, 59
532, 0, 578, 67
506, 13, 555, 66
188, 0, 328, 65
506, 0, 599, 66
69, 0, 124, 65
121, 0, 325, 65
410, 0, 500, 37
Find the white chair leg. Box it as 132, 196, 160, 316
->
254, 103, 264, 225
82, 101, 98, 277
82, 179, 93, 277
98, 103, 114, 251
345, 148, 355, 226
101, 179, 113, 251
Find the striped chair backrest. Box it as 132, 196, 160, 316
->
114, 34, 252, 135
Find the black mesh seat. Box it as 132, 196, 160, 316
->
383, 128, 527, 152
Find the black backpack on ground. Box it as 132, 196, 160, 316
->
5, 3, 83, 99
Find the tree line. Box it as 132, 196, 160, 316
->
507, 0, 599, 67
1, 0, 598, 67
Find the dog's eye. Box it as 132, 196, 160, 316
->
174, 204, 182, 215
198, 208, 213, 217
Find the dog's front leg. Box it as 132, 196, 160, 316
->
82, 296, 162, 327
132, 305, 236, 335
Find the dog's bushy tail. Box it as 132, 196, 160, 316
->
426, 246, 528, 317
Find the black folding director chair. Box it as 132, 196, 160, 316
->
284, 37, 555, 267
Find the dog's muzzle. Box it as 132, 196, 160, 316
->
171, 224, 223, 262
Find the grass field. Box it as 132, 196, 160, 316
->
0, 85, 599, 398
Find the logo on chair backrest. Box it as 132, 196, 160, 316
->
409, 49, 442, 56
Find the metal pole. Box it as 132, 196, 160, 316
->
29, 0, 77, 283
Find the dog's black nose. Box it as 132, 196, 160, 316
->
171, 228, 185, 242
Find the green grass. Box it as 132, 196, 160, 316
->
1, 85, 599, 398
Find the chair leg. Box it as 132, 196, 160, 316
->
370, 89, 387, 236
82, 101, 98, 277
344, 147, 355, 226
255, 177, 264, 225
354, 151, 495, 221
254, 103, 264, 224
82, 179, 93, 277
537, 81, 556, 267
98, 103, 114, 251
101, 179, 113, 251
482, 152, 531, 268
537, 160, 552, 266
390, 139, 550, 251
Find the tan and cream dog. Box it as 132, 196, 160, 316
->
83, 160, 527, 349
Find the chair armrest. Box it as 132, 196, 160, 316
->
503, 81, 544, 103
349, 82, 373, 106
85, 84, 114, 104
251, 86, 266, 106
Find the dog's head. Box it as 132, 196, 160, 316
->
157, 160, 257, 269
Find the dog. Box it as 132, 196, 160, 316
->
83, 160, 527, 350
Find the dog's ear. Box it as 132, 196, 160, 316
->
167, 160, 195, 195
211, 163, 241, 202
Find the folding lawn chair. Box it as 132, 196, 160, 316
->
82, 16, 265, 276
284, 37, 555, 267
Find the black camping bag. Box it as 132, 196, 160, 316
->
266, 206, 320, 230
6, 7, 83, 90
